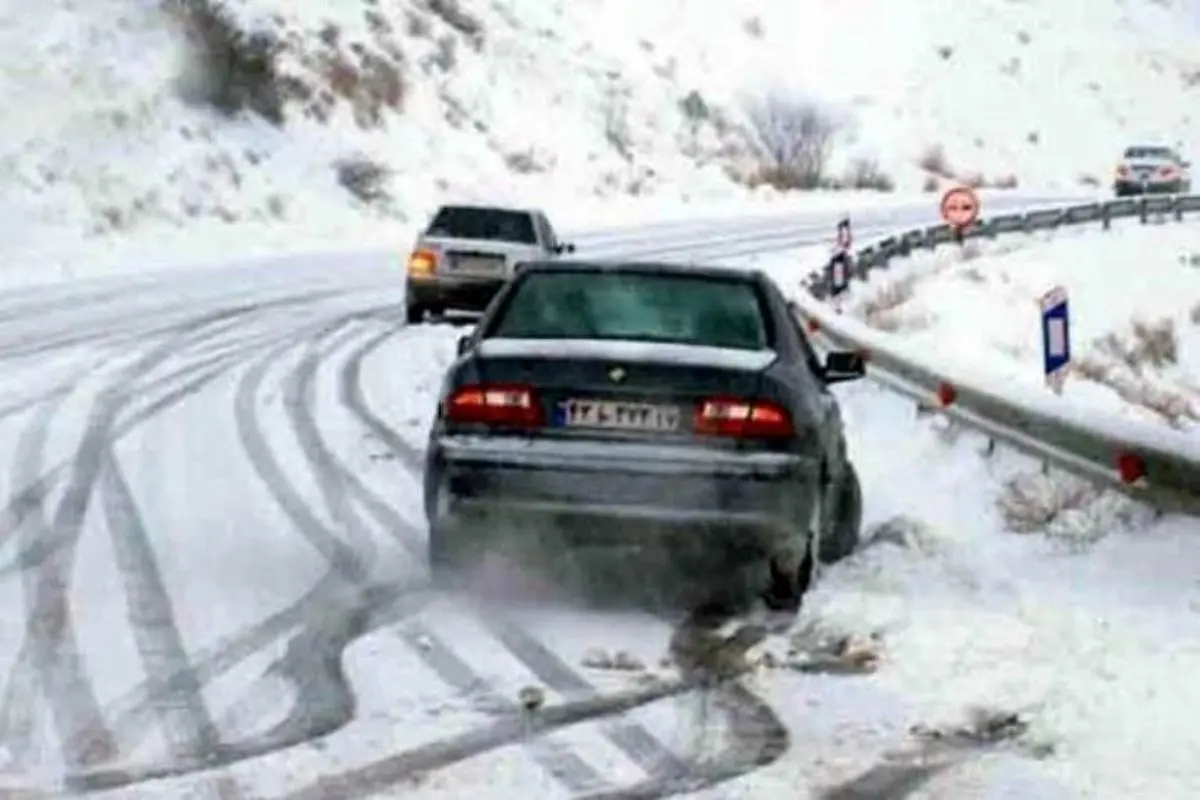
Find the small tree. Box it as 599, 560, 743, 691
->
744, 93, 841, 190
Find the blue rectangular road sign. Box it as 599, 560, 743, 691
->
1040, 286, 1070, 391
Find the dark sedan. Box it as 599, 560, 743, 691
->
422, 260, 865, 612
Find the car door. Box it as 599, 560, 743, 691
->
533, 212, 558, 255
779, 297, 847, 470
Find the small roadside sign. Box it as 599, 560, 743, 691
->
835, 217, 852, 252
940, 186, 981, 229
827, 216, 853, 306
1040, 286, 1070, 394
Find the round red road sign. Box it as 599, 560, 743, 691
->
940, 186, 980, 228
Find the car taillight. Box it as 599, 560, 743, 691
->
445, 383, 543, 428
694, 397, 794, 438
1116, 164, 1130, 177
407, 248, 438, 277
1159, 165, 1176, 177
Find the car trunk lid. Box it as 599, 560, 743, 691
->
470, 337, 777, 440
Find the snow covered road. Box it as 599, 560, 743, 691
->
0, 195, 1196, 799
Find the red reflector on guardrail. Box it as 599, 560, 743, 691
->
1115, 453, 1145, 484
806, 319, 821, 333
936, 382, 957, 407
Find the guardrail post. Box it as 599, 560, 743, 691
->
1100, 202, 1111, 231
1175, 197, 1184, 223
1139, 197, 1148, 224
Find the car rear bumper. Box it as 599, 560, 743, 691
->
428, 435, 820, 564
407, 276, 506, 311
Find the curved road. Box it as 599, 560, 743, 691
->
0, 194, 1073, 798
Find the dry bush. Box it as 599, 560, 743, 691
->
922, 174, 940, 192
918, 144, 952, 178
959, 171, 986, 189
744, 93, 842, 190
335, 157, 391, 203
998, 473, 1099, 533
843, 158, 895, 191
1077, 174, 1101, 188
165, 0, 286, 124
992, 173, 1019, 189
1095, 318, 1179, 369
421, 0, 484, 46
1074, 318, 1200, 427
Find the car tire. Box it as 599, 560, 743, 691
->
761, 539, 816, 614
820, 463, 863, 565
406, 304, 426, 325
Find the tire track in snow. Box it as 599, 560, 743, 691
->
0, 295, 368, 774
0, 309, 258, 771
338, 321, 791, 799
69, 310, 434, 792
96, 450, 224, 766
480, 614, 690, 781
398, 622, 611, 794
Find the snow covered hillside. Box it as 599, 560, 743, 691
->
835, 219, 1200, 432
2, 0, 1198, 270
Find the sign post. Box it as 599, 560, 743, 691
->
940, 186, 981, 244
1040, 286, 1070, 395
826, 216, 853, 310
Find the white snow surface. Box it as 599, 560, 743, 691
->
0, 214, 1193, 798
0, 0, 1196, 279
831, 218, 1200, 434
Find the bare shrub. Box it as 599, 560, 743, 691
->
959, 171, 986, 189
843, 158, 895, 191
744, 93, 842, 190
998, 473, 1099, 533
335, 157, 391, 203
918, 144, 952, 178
1078, 174, 1100, 187
922, 175, 940, 193
993, 173, 1019, 189
1075, 318, 1200, 427
1095, 318, 1179, 369
165, 0, 286, 124
422, 0, 484, 46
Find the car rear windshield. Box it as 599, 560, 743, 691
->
1124, 147, 1175, 160
425, 206, 537, 244
486, 271, 773, 350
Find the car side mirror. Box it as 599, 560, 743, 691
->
456, 335, 471, 356
822, 351, 865, 383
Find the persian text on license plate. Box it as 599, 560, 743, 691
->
555, 399, 681, 431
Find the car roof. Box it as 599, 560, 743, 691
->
433, 202, 542, 216
515, 258, 768, 283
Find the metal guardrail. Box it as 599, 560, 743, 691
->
791, 193, 1200, 515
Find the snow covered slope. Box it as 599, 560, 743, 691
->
1, 0, 1197, 270
834, 219, 1200, 433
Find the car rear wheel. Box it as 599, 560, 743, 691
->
820, 463, 863, 564
406, 304, 426, 325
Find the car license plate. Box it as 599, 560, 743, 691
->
554, 399, 681, 431
452, 255, 504, 275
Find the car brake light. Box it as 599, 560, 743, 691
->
1116, 165, 1129, 177
694, 397, 794, 438
407, 248, 438, 277
445, 383, 543, 428
1159, 165, 1176, 177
